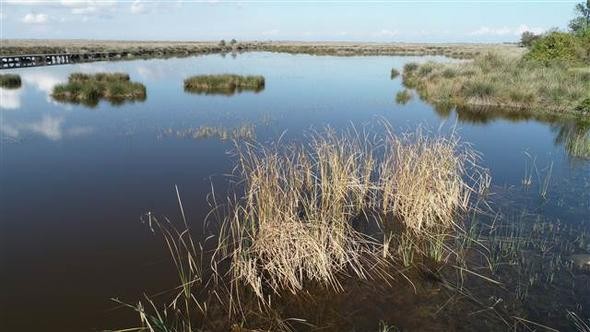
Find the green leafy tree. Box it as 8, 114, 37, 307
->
525, 31, 581, 64
569, 1, 590, 33
520, 31, 540, 47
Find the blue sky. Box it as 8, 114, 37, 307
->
0, 1, 580, 42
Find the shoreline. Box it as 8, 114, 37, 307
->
0, 39, 524, 59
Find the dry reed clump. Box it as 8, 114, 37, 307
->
223, 130, 380, 298
379, 129, 477, 235
220, 125, 486, 301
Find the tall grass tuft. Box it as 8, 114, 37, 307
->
0, 74, 21, 89
52, 72, 146, 107
219, 123, 486, 300
395, 89, 412, 104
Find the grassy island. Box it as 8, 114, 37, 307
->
52, 72, 146, 106
0, 74, 22, 89
184, 74, 265, 95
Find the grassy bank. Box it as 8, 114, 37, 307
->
401, 53, 590, 114
0, 74, 21, 89
184, 74, 265, 95
52, 72, 146, 106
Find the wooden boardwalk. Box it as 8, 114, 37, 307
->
0, 52, 130, 69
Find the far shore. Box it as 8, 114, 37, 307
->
0, 39, 524, 59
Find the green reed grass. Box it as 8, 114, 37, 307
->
52, 72, 146, 107
184, 74, 265, 95
395, 89, 412, 104
0, 74, 21, 89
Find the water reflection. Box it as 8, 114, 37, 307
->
433, 105, 590, 159
0, 88, 21, 109
0, 114, 93, 141
553, 119, 590, 160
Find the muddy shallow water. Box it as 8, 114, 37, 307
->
0, 53, 589, 331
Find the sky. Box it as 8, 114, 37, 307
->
0, 1, 581, 43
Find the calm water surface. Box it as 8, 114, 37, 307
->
1, 53, 589, 331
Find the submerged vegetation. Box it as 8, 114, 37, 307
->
161, 123, 256, 141
52, 72, 146, 107
0, 74, 22, 89
184, 74, 265, 95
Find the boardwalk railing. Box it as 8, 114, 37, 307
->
0, 52, 130, 69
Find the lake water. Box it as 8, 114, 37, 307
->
1, 53, 589, 331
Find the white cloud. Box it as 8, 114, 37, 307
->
470, 24, 545, 36
469, 26, 511, 36
515, 24, 545, 36
377, 29, 399, 37
28, 115, 64, 140
22, 72, 65, 95
261, 29, 280, 36
130, 0, 146, 14
0, 88, 22, 110
22, 12, 48, 24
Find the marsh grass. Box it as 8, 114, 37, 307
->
0, 74, 21, 89
52, 72, 146, 107
120, 122, 504, 331
390, 68, 400, 79
402, 53, 590, 114
218, 123, 487, 302
554, 119, 590, 159
184, 74, 265, 95
395, 89, 412, 104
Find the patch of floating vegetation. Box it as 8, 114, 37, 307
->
183, 74, 265, 95
0, 74, 22, 89
395, 89, 412, 105
161, 123, 256, 141
51, 72, 146, 107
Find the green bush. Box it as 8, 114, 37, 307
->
576, 97, 590, 112
525, 31, 586, 65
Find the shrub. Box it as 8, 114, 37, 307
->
390, 68, 400, 79
525, 31, 584, 65
521, 31, 541, 47
576, 97, 590, 112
